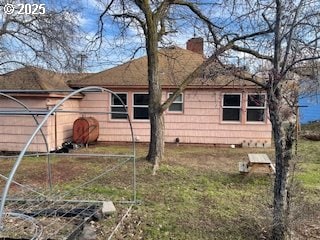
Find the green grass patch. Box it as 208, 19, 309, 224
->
297, 140, 320, 189
297, 163, 320, 188
2, 141, 320, 239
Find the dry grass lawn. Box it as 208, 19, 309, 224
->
0, 140, 319, 239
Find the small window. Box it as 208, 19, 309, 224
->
168, 93, 183, 112
111, 93, 127, 119
247, 94, 266, 122
222, 94, 241, 121
133, 93, 149, 119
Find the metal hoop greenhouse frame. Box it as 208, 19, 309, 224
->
0, 87, 137, 233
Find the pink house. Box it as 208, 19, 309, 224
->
0, 67, 86, 152
0, 38, 272, 152
68, 38, 272, 147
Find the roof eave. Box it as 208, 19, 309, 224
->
1, 92, 83, 99
69, 84, 261, 90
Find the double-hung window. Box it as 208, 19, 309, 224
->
168, 93, 183, 112
247, 94, 266, 122
133, 93, 149, 119
222, 94, 241, 121
110, 93, 127, 119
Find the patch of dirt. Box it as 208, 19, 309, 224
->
164, 144, 274, 173
291, 202, 320, 239
50, 160, 89, 183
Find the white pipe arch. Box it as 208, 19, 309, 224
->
0, 86, 136, 228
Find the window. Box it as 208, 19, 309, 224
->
111, 93, 127, 119
168, 93, 183, 112
247, 94, 266, 122
222, 94, 241, 121
133, 93, 149, 119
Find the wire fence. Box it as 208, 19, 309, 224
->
0, 87, 137, 239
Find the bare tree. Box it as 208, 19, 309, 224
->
196, 1, 320, 239
96, 1, 320, 238
95, 0, 269, 172
0, 0, 82, 72
296, 61, 320, 98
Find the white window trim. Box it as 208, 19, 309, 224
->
246, 93, 267, 123
109, 92, 128, 121
132, 92, 149, 121
167, 92, 184, 113
221, 93, 242, 123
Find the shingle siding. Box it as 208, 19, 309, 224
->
79, 89, 272, 146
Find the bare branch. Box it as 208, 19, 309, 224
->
262, 13, 273, 30
171, 0, 220, 45
232, 44, 273, 62
281, 0, 304, 74
161, 42, 234, 112
154, 0, 171, 21
274, 0, 282, 73
283, 56, 320, 76
113, 13, 147, 35
96, 0, 116, 47
0, 5, 80, 72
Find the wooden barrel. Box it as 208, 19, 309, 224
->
73, 117, 99, 144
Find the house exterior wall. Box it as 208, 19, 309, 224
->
299, 94, 320, 123
78, 92, 132, 142
0, 97, 50, 152
165, 89, 272, 147
46, 98, 81, 151
0, 88, 272, 153
79, 89, 272, 147
0, 96, 81, 152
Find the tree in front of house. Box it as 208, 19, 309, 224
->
95, 1, 320, 239
199, 1, 320, 239
94, 0, 271, 173
95, 0, 199, 170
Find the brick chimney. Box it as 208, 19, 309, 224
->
186, 37, 203, 55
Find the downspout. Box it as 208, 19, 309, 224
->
55, 112, 58, 149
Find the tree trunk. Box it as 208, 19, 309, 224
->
146, 58, 165, 171
144, 13, 165, 171
148, 112, 165, 174
268, 84, 294, 240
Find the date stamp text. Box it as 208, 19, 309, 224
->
3, 3, 46, 15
